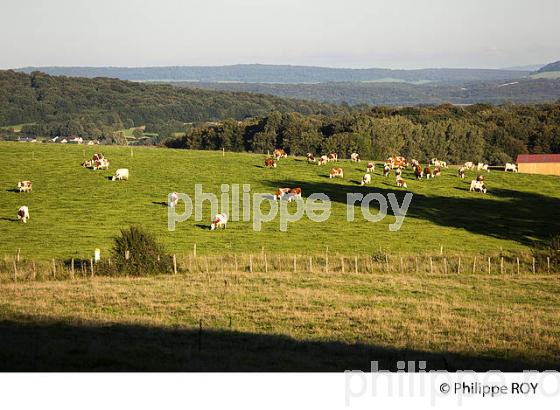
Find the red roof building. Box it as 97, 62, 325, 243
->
517, 154, 560, 176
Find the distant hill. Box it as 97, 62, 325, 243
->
172, 78, 560, 106
537, 61, 560, 73
15, 64, 531, 84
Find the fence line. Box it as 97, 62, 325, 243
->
0, 252, 558, 282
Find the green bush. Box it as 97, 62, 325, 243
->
532, 234, 560, 272
99, 226, 172, 276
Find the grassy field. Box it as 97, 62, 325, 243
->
1, 270, 558, 371
1, 141, 560, 260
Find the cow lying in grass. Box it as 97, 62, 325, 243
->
210, 213, 228, 230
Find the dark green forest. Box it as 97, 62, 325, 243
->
167, 104, 560, 164
0, 70, 337, 143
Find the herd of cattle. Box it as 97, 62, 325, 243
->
12, 148, 520, 227
14, 153, 129, 224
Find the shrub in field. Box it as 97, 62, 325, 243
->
100, 226, 172, 276
532, 234, 560, 271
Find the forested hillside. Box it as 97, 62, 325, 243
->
167, 104, 560, 164
0, 70, 338, 143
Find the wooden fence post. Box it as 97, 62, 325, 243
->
235, 255, 238, 273
173, 254, 177, 275
32, 260, 36, 280
71, 258, 75, 279
354, 256, 358, 274
193, 243, 197, 257
500, 257, 504, 275
487, 257, 491, 274
457, 257, 461, 274
249, 255, 253, 273
325, 253, 329, 273
264, 253, 268, 273
340, 257, 344, 274
444, 258, 448, 275
547, 257, 550, 273
293, 256, 297, 273
472, 256, 477, 274
385, 254, 389, 273
517, 257, 520, 275
429, 257, 433, 274
415, 256, 418, 274
12, 259, 17, 282
16, 248, 20, 263
90, 258, 94, 277
309, 256, 313, 272
532, 257, 536, 274
52, 258, 56, 278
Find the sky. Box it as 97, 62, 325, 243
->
1, 0, 559, 70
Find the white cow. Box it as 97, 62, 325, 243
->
505, 163, 518, 172
169, 192, 179, 207
464, 161, 474, 170
361, 173, 371, 186
210, 213, 228, 230
470, 180, 487, 193
318, 155, 328, 165
17, 206, 30, 223
350, 153, 361, 162
477, 163, 490, 172
366, 162, 375, 173
112, 168, 129, 181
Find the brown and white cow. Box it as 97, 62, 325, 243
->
433, 167, 441, 177
424, 167, 432, 179
383, 164, 391, 177
306, 153, 316, 163
464, 161, 474, 170
210, 213, 228, 230
361, 173, 372, 186
350, 153, 360, 162
17, 205, 30, 223
395, 167, 402, 177
274, 187, 292, 200
366, 162, 375, 173
458, 167, 465, 179
396, 175, 408, 188
329, 167, 344, 179
470, 180, 487, 193
273, 148, 287, 160
328, 152, 338, 162
477, 162, 490, 172
388, 156, 407, 169
264, 158, 277, 168
414, 165, 423, 180
318, 155, 329, 165
288, 187, 302, 202
17, 181, 32, 192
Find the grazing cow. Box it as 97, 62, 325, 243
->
329, 167, 344, 179
433, 167, 441, 177
112, 168, 129, 181
92, 153, 104, 161
93, 158, 109, 170
318, 155, 329, 165
210, 213, 228, 230
411, 159, 420, 168
287, 187, 302, 202
477, 162, 490, 172
439, 161, 448, 168
383, 164, 391, 177
169, 192, 179, 208
395, 167, 402, 177
464, 161, 474, 170
458, 167, 465, 179
366, 162, 375, 173
424, 167, 432, 179
17, 181, 32, 192
273, 149, 287, 160
350, 153, 361, 162
264, 158, 277, 168
361, 173, 371, 186
306, 153, 316, 163
387, 156, 407, 169
81, 159, 94, 168
414, 165, 423, 180
328, 152, 338, 162
396, 175, 407, 188
470, 180, 487, 193
17, 205, 29, 223
431, 158, 448, 168
476, 175, 485, 182
274, 187, 292, 200
505, 163, 518, 172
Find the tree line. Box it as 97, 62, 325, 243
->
167, 104, 560, 164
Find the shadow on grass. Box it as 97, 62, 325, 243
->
262, 179, 560, 246
0, 319, 555, 371
152, 201, 168, 207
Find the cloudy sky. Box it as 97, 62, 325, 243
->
1, 0, 559, 69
